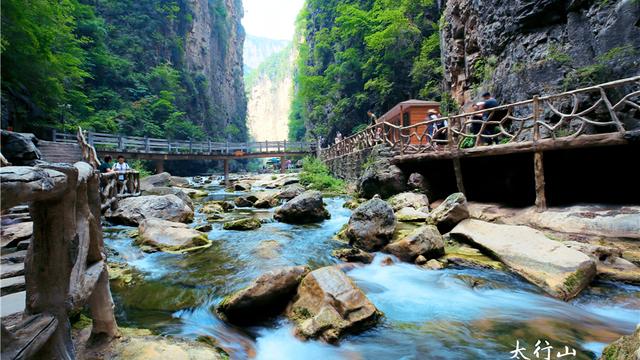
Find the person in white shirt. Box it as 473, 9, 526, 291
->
112, 155, 130, 182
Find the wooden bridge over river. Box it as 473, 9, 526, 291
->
322, 76, 640, 210
47, 130, 319, 176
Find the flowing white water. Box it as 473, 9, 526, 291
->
105, 182, 640, 360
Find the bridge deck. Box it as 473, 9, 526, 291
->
52, 130, 317, 161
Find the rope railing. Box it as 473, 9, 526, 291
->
321, 76, 640, 161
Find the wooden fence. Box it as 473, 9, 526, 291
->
53, 131, 317, 156
321, 76, 640, 161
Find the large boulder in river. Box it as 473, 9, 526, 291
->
358, 162, 406, 199
426, 192, 469, 232
106, 194, 193, 225
286, 266, 381, 343
387, 192, 429, 211
169, 176, 189, 187
139, 172, 171, 191
346, 198, 396, 251
276, 183, 305, 200
137, 218, 210, 253
1, 130, 42, 166
274, 191, 330, 224
451, 219, 596, 300
142, 186, 194, 210
384, 225, 444, 263
217, 266, 310, 325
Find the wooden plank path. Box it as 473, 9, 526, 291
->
51, 131, 318, 161
321, 76, 640, 211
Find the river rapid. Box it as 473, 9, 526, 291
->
104, 181, 639, 360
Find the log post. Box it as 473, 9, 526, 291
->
280, 156, 286, 174
155, 160, 164, 174
224, 159, 230, 187
452, 157, 465, 195
532, 95, 547, 211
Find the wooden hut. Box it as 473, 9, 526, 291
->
377, 100, 440, 145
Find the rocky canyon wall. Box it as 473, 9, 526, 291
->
185, 0, 247, 139
441, 0, 640, 107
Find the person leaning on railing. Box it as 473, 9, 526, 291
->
112, 155, 133, 193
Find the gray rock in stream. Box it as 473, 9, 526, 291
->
384, 225, 444, 263
273, 191, 330, 224
217, 266, 310, 325
106, 195, 193, 226
450, 219, 596, 300
346, 198, 396, 251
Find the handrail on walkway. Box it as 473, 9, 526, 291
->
321, 76, 640, 161
53, 129, 318, 156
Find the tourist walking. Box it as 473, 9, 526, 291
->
367, 110, 378, 126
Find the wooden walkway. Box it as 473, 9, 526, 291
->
321, 76, 640, 210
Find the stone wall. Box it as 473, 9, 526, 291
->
324, 145, 396, 182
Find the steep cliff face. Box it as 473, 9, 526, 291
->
185, 0, 247, 140
246, 45, 293, 141
441, 0, 640, 106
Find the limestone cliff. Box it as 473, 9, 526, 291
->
441, 0, 640, 106
185, 0, 247, 140
246, 45, 294, 141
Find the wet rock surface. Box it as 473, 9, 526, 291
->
217, 266, 310, 325
223, 217, 262, 231
332, 248, 374, 264
451, 219, 596, 300
1, 130, 42, 166
387, 192, 429, 211
346, 198, 396, 251
274, 191, 330, 224
427, 192, 469, 233
139, 172, 171, 192
142, 186, 194, 210
286, 266, 381, 343
106, 195, 194, 226
137, 218, 210, 253
276, 183, 305, 200
384, 225, 444, 263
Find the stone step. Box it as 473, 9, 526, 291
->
37, 140, 83, 164
1, 276, 25, 296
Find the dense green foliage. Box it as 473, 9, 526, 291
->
299, 156, 345, 193
1, 0, 246, 141
289, 0, 443, 141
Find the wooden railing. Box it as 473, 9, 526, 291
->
53, 130, 318, 156
0, 163, 119, 359
75, 127, 141, 212
321, 76, 640, 161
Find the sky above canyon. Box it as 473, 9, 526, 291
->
242, 0, 304, 40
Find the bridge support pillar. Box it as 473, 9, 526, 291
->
280, 156, 286, 174
155, 160, 165, 174
452, 158, 465, 195
224, 159, 230, 187
534, 151, 547, 212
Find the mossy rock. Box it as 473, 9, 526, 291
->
223, 218, 261, 231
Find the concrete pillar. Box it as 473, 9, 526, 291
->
155, 160, 164, 174
280, 156, 286, 174
224, 159, 230, 187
